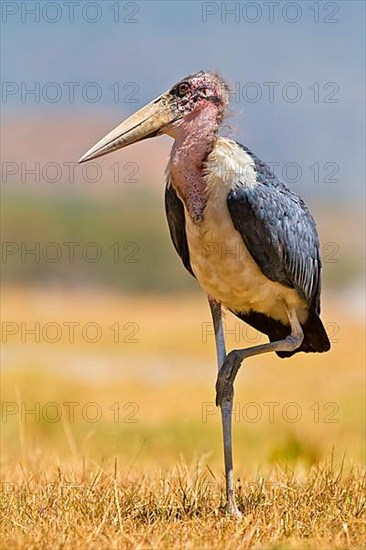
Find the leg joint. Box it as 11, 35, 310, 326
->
284, 305, 304, 351
284, 328, 304, 351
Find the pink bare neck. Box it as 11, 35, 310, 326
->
168, 102, 220, 222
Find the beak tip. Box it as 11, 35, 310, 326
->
78, 155, 87, 164
78, 149, 96, 164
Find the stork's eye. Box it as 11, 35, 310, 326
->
177, 82, 190, 97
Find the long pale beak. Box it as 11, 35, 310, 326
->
78, 93, 176, 163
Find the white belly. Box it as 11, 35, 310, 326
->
183, 138, 308, 325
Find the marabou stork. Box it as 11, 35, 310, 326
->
79, 71, 331, 517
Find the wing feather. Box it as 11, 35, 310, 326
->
227, 144, 322, 313
164, 179, 195, 277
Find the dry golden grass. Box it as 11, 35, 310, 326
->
1, 460, 365, 549
1, 287, 365, 548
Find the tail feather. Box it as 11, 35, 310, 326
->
232, 308, 331, 358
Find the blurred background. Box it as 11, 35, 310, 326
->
1, 1, 365, 475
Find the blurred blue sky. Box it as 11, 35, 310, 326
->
2, 0, 365, 199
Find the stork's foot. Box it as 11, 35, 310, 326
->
226, 498, 243, 519
215, 350, 244, 407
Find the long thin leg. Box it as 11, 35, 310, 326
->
208, 298, 241, 518
216, 305, 304, 409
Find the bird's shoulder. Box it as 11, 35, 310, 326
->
219, 139, 321, 309
227, 139, 318, 237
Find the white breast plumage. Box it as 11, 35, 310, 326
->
183, 137, 308, 325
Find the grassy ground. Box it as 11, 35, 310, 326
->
1, 287, 365, 548
1, 460, 365, 549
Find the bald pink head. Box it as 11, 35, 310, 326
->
165, 71, 229, 136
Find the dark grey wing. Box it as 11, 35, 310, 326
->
227, 148, 322, 312
164, 180, 195, 278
